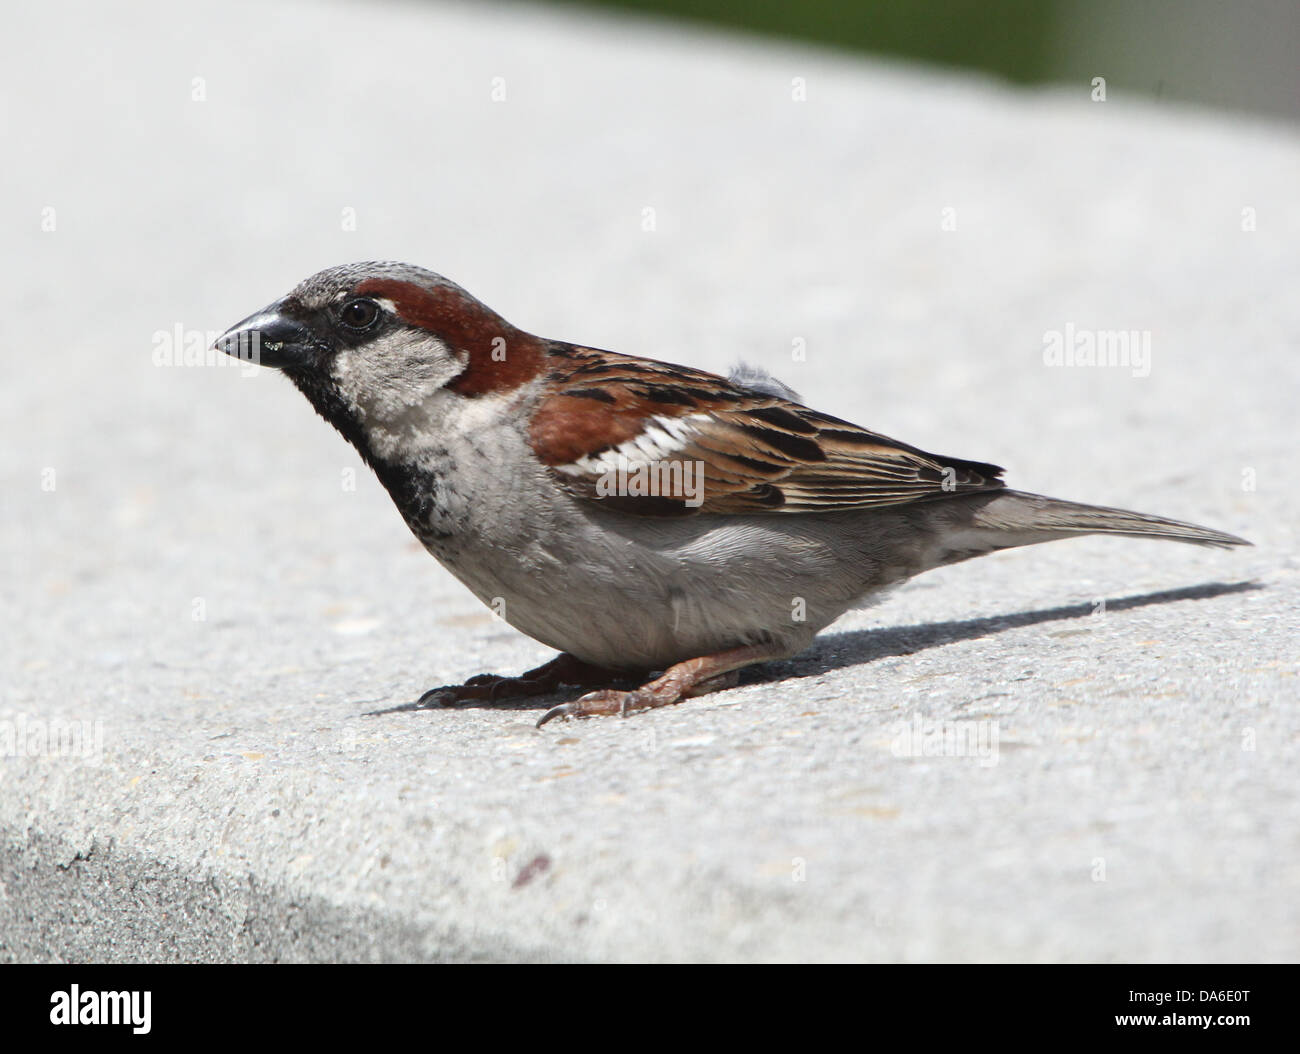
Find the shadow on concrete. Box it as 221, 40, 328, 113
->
772, 579, 1263, 682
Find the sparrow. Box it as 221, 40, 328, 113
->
215, 262, 1250, 726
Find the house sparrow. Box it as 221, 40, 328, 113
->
215, 262, 1249, 725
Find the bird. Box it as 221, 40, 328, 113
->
214, 262, 1250, 726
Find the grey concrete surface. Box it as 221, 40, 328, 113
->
1, 0, 1297, 962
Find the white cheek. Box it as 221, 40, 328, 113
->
330, 334, 467, 459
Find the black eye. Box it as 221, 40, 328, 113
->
338, 297, 381, 330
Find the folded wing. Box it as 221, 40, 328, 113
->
529, 347, 1005, 517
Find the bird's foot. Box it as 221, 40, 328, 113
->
535, 672, 740, 725
364, 653, 619, 715
536, 643, 781, 727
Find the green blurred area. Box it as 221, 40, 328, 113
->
573, 0, 1056, 81
550, 0, 1299, 120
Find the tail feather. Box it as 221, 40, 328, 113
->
972, 490, 1251, 550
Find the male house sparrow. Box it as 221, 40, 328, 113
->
215, 262, 1249, 725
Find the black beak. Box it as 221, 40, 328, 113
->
213, 300, 320, 370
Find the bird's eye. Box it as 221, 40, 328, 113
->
338, 298, 381, 330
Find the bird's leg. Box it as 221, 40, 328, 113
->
366, 653, 624, 714
536, 642, 782, 727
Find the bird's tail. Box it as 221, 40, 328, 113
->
967, 490, 1250, 550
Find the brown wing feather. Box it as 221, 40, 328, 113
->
528, 346, 1004, 517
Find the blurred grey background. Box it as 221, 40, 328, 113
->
561, 0, 1300, 121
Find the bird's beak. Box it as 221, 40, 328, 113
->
213, 300, 319, 370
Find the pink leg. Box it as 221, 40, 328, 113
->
536, 642, 784, 727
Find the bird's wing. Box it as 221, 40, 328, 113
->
528, 347, 1004, 517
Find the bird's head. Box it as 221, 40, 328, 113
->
215, 262, 547, 459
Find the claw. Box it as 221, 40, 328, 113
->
364, 686, 457, 715
535, 689, 658, 727
536, 702, 577, 728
